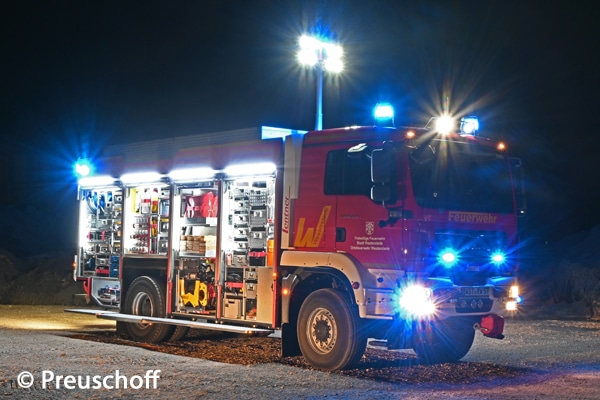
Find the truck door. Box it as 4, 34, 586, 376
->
324, 145, 400, 269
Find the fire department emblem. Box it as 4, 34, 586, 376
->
365, 221, 375, 235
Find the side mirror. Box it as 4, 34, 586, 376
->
371, 148, 397, 203
371, 148, 394, 184
371, 185, 392, 202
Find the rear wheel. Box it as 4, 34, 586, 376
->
167, 325, 190, 342
297, 288, 366, 371
123, 276, 174, 343
413, 317, 476, 364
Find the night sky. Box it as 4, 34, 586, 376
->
2, 1, 599, 252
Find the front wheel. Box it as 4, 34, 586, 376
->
123, 276, 174, 343
413, 317, 476, 364
297, 288, 366, 371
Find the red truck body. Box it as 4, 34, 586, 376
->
72, 124, 522, 371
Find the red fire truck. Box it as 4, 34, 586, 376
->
70, 116, 523, 371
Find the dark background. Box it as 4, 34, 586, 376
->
1, 0, 598, 256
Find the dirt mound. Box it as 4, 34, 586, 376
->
0, 250, 21, 293
0, 252, 84, 305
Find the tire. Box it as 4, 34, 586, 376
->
115, 321, 130, 339
297, 288, 366, 371
413, 317, 476, 364
167, 325, 190, 342
123, 276, 174, 343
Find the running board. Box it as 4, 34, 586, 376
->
65, 309, 273, 335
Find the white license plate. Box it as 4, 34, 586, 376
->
463, 287, 489, 297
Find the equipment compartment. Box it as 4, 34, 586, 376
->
77, 187, 123, 280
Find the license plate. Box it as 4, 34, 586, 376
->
463, 287, 489, 297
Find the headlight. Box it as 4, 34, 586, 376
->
505, 285, 520, 311
399, 285, 436, 317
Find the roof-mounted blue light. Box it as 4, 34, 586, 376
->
74, 159, 93, 177
373, 103, 395, 127
460, 116, 479, 135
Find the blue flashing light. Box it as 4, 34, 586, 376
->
373, 103, 395, 127
491, 252, 506, 265
74, 159, 93, 177
438, 248, 459, 267
460, 116, 480, 135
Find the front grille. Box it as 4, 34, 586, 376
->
434, 230, 508, 285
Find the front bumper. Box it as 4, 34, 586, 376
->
362, 276, 519, 320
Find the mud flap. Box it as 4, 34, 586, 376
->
281, 322, 300, 357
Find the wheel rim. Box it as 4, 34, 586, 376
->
131, 291, 153, 330
306, 307, 337, 355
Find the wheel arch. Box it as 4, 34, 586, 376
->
280, 251, 365, 325
279, 251, 366, 358
120, 257, 169, 312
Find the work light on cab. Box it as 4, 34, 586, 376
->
435, 115, 455, 134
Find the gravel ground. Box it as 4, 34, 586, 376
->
1, 306, 600, 399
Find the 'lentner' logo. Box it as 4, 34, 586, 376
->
448, 211, 498, 224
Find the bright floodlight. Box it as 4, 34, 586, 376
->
435, 115, 455, 134
297, 34, 344, 130
297, 48, 318, 66
297, 35, 344, 72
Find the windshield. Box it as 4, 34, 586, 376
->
409, 140, 514, 213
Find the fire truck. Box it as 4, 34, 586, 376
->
70, 114, 524, 371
